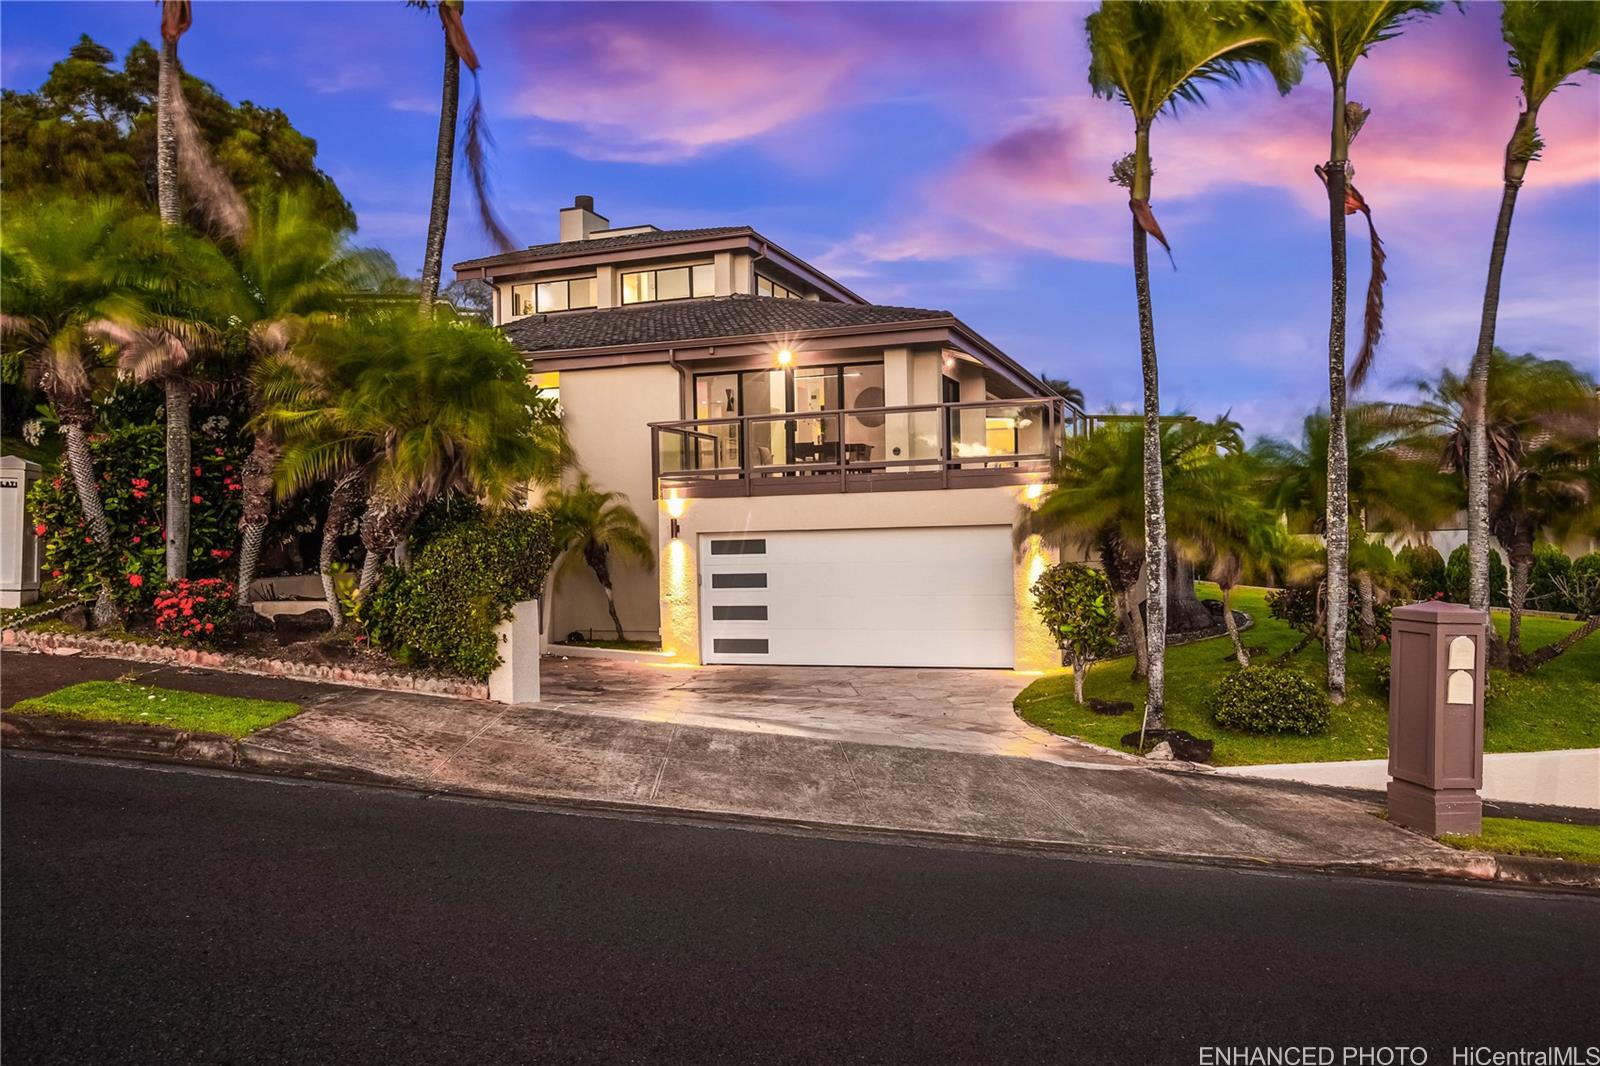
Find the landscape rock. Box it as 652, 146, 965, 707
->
1120, 728, 1216, 764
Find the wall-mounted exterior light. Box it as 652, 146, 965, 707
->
1023, 482, 1045, 502
664, 494, 685, 519
776, 348, 794, 367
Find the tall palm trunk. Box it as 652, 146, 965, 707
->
320, 469, 363, 629
1503, 526, 1535, 668
1220, 583, 1249, 668
1165, 550, 1213, 633
162, 378, 191, 580
1130, 121, 1167, 731
1357, 572, 1378, 652
358, 490, 426, 596
585, 541, 626, 642
1468, 110, 1535, 631
156, 37, 181, 226
61, 419, 120, 628
418, 34, 461, 310
234, 433, 280, 607
156, 35, 192, 581
1323, 85, 1351, 705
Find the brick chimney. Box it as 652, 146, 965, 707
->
559, 195, 608, 242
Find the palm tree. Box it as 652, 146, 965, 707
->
1040, 376, 1086, 410
1254, 403, 1457, 649
1085, 0, 1303, 730
1465, 2, 1600, 622
1300, 0, 1441, 703
409, 0, 516, 309
270, 309, 567, 600
230, 192, 395, 609
0, 198, 145, 626
1020, 416, 1250, 681
148, 1, 251, 582
88, 222, 241, 584
544, 476, 655, 643
1191, 451, 1286, 667
1410, 351, 1599, 670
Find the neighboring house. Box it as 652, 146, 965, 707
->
455, 196, 1082, 671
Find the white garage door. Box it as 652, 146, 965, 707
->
699, 526, 1014, 668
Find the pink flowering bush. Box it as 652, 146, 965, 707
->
152, 578, 236, 645
26, 424, 245, 605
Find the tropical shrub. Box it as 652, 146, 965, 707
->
1528, 545, 1573, 613
1267, 582, 1392, 649
1445, 544, 1508, 608
362, 508, 556, 680
1031, 562, 1118, 704
152, 578, 237, 645
1396, 544, 1448, 601
27, 423, 245, 605
1211, 668, 1331, 736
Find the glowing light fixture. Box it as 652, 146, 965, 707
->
664, 494, 685, 519
776, 348, 794, 366
1023, 482, 1045, 502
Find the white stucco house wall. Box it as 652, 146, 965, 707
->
454, 197, 1086, 671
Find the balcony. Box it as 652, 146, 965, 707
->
651, 398, 1081, 498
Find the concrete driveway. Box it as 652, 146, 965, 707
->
538, 655, 1131, 767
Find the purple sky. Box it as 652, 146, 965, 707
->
3, 1, 1597, 437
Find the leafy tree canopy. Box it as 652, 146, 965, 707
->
1, 34, 354, 231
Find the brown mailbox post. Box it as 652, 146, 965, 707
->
1387, 600, 1487, 835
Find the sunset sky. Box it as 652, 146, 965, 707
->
4, 1, 1596, 438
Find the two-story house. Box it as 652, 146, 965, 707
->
454, 196, 1080, 671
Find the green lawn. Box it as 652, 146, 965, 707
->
1441, 817, 1600, 865
1016, 584, 1600, 767
9, 681, 301, 739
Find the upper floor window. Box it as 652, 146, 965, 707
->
511, 276, 597, 317
756, 275, 801, 300
621, 264, 714, 305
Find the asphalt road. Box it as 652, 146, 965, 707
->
4, 754, 1597, 1065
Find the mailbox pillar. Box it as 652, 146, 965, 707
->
1, 455, 43, 609
488, 598, 541, 705
1387, 600, 1487, 836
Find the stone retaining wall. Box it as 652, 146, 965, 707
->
1, 625, 487, 700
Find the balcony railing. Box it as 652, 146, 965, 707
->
650, 398, 1075, 497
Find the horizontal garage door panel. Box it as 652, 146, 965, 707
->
700, 526, 1014, 668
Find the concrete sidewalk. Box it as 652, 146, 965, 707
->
0, 650, 1486, 878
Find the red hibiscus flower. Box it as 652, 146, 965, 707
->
127, 573, 144, 588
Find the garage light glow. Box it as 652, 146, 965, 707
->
776, 348, 794, 366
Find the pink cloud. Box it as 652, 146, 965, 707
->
842, 2, 1598, 269
500, 3, 1007, 164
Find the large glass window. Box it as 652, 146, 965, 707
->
510, 277, 596, 317
693, 363, 884, 469
621, 265, 714, 305
756, 275, 801, 299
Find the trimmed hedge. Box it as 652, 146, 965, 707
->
1211, 667, 1331, 736
362, 508, 556, 681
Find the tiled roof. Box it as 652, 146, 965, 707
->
501, 295, 953, 353
455, 227, 753, 272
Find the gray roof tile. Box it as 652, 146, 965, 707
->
501, 295, 953, 353
455, 227, 753, 272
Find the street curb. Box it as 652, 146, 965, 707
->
5, 713, 1597, 894
2, 626, 487, 699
